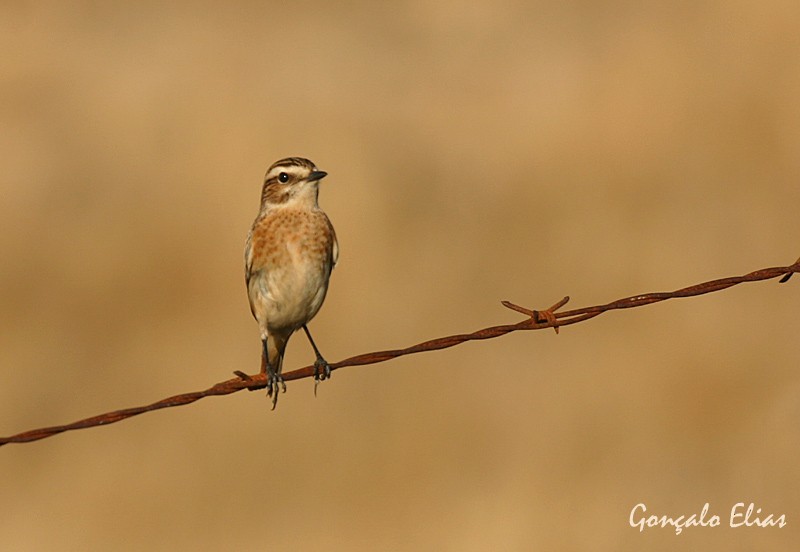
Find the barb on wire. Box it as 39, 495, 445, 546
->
2, 257, 797, 447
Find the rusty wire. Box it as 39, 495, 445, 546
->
1, 258, 797, 447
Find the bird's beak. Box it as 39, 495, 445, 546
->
308, 170, 328, 182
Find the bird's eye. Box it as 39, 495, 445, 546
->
278, 172, 289, 183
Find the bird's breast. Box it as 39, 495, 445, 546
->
248, 207, 335, 330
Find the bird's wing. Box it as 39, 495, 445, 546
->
330, 219, 339, 269
244, 228, 254, 287
244, 228, 259, 319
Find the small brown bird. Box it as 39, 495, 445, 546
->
245, 157, 338, 408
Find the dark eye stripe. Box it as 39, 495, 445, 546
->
263, 157, 318, 187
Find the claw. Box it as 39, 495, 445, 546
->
313, 358, 332, 397
303, 325, 332, 398
262, 351, 286, 409
266, 372, 286, 410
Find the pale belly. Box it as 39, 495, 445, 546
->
251, 244, 331, 332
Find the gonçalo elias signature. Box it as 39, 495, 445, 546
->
630, 502, 787, 535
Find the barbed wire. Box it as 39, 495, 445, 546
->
1, 257, 797, 447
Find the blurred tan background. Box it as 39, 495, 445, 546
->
2, 1, 799, 550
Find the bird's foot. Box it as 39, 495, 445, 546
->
266, 372, 286, 410
313, 357, 332, 397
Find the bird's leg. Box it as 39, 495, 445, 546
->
302, 325, 331, 395
262, 338, 285, 409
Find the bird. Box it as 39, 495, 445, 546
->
244, 157, 338, 408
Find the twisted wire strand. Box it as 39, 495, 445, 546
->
2, 258, 797, 447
